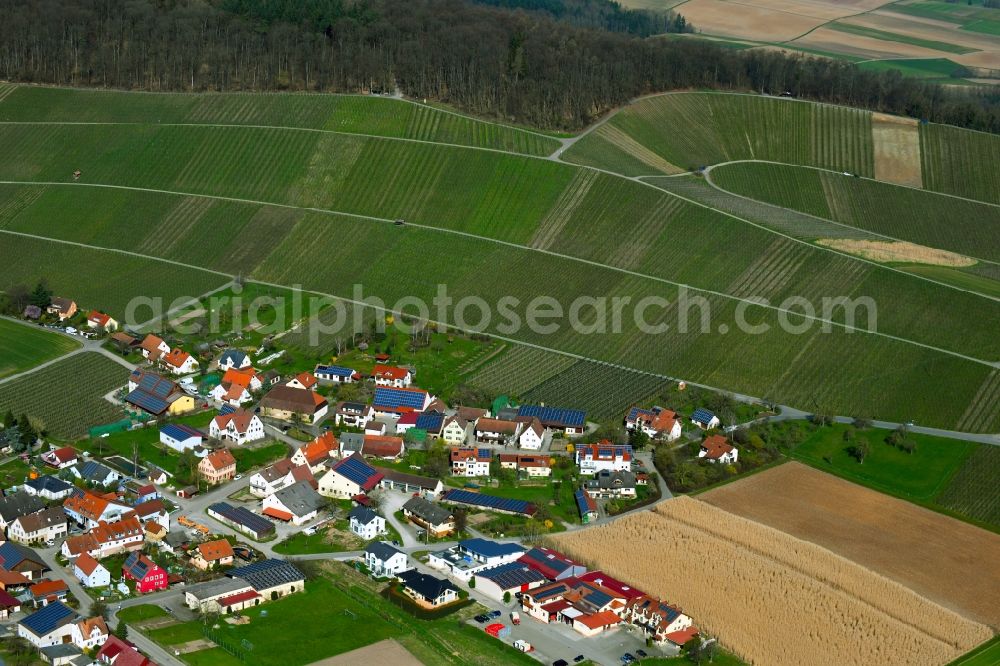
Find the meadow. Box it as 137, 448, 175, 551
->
0, 352, 126, 438
553, 496, 992, 666
0, 319, 79, 379
700, 463, 1000, 627
708, 162, 1000, 263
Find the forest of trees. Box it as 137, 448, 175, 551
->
1, 0, 999, 132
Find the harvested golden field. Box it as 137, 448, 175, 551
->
701, 463, 1000, 628
817, 239, 977, 266
551, 496, 991, 666
872, 113, 922, 187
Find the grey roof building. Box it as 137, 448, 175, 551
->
270, 481, 324, 520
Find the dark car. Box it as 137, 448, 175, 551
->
553, 661, 569, 666
488, 610, 502, 618
636, 649, 648, 658
573, 656, 586, 663
622, 654, 636, 664
474, 614, 489, 623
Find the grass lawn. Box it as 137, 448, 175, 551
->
789, 423, 975, 502
0, 458, 30, 489
272, 521, 363, 555
948, 636, 1000, 665
147, 621, 207, 645
643, 648, 747, 665
77, 410, 217, 475
179, 647, 244, 666
117, 604, 167, 624
231, 443, 289, 472
0, 319, 80, 379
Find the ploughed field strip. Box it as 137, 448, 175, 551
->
1, 90, 999, 430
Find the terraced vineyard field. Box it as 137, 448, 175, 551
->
0, 319, 80, 379
563, 93, 875, 176
709, 162, 1000, 263
0, 86, 561, 156
0, 352, 126, 438
921, 123, 1000, 205
936, 441, 1000, 527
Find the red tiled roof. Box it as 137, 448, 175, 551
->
578, 571, 645, 600
262, 507, 293, 521
163, 348, 193, 369
373, 365, 409, 381
362, 435, 404, 458
219, 590, 260, 606
0, 588, 19, 608
197, 539, 234, 561
75, 553, 103, 577
30, 579, 68, 597
293, 372, 317, 389
665, 626, 700, 646
213, 409, 257, 434
203, 449, 237, 471
576, 610, 622, 630
701, 435, 734, 459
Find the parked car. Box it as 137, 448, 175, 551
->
573, 657, 586, 664
622, 654, 636, 664
553, 661, 569, 666
488, 610, 502, 619
474, 614, 490, 624
636, 649, 648, 659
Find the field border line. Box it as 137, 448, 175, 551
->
1, 181, 997, 368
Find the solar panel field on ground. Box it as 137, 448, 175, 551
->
1, 87, 999, 431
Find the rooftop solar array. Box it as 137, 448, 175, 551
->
478, 561, 545, 588
533, 583, 570, 601
442, 489, 536, 516
692, 408, 716, 424
219, 404, 236, 416
627, 407, 652, 421
209, 502, 275, 536
579, 582, 613, 608
517, 405, 586, 427
21, 600, 75, 636
231, 558, 304, 590
125, 389, 169, 415
123, 551, 153, 579
373, 387, 427, 410
334, 455, 381, 488
160, 424, 202, 440
415, 412, 444, 431
316, 365, 353, 377
575, 488, 596, 516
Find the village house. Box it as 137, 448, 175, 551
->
259, 385, 328, 424
474, 418, 520, 446
623, 594, 697, 646
8, 507, 68, 545
138, 334, 170, 362
87, 310, 119, 332
0, 589, 21, 620
517, 405, 587, 436
318, 453, 384, 499
362, 434, 405, 460
338, 432, 364, 457
46, 297, 77, 321
133, 498, 171, 532
183, 559, 304, 612
30, 579, 69, 607
698, 434, 739, 464
210, 409, 265, 445
364, 541, 408, 577
0, 492, 47, 531
313, 364, 357, 383
498, 453, 551, 478
372, 364, 412, 388
96, 635, 156, 666
41, 446, 78, 470
690, 408, 721, 430
63, 492, 130, 529
61, 517, 144, 560
473, 561, 547, 602
441, 416, 468, 445
517, 418, 545, 450
161, 348, 199, 375
584, 469, 638, 499
69, 460, 121, 487
262, 480, 324, 526
450, 447, 492, 477
401, 497, 454, 538
0, 568, 32, 592
218, 349, 252, 371
625, 406, 682, 441
0, 542, 48, 579
211, 367, 263, 406
191, 539, 235, 570
126, 368, 194, 417
349, 506, 386, 540
575, 488, 598, 524
71, 616, 110, 650
371, 387, 432, 419
122, 552, 168, 593
249, 459, 296, 498
198, 450, 237, 485
334, 401, 374, 429
428, 538, 525, 582
18, 601, 79, 648
23, 475, 74, 501
73, 553, 111, 588
376, 467, 444, 498
397, 570, 459, 608
285, 372, 318, 391
291, 432, 338, 472
576, 443, 633, 475
159, 423, 204, 452
520, 577, 626, 637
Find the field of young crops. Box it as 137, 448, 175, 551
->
936, 441, 1000, 527
0, 229, 231, 321
920, 123, 1000, 205
0, 352, 126, 439
0, 319, 80, 379
710, 162, 1000, 263
564, 93, 875, 176
0, 86, 560, 156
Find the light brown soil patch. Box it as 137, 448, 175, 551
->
872, 112, 922, 187
174, 639, 217, 654
676, 0, 823, 41
595, 125, 684, 175
700, 463, 1000, 628
817, 238, 976, 266
953, 50, 1000, 71
308, 639, 424, 666
168, 307, 206, 327
551, 496, 991, 666
792, 27, 944, 59
851, 12, 1000, 53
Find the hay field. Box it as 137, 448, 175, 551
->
872, 113, 922, 187
552, 496, 991, 666
700, 463, 1000, 628
816, 239, 976, 266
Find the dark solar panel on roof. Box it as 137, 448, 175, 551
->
442, 489, 535, 516
126, 390, 169, 414
373, 387, 427, 410
209, 502, 275, 535
517, 405, 586, 427
231, 559, 304, 590
20, 601, 75, 636
334, 456, 379, 487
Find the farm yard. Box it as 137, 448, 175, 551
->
0, 318, 79, 379
699, 463, 1000, 627
0, 352, 126, 438
552, 496, 993, 666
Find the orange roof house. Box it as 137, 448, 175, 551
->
192, 539, 235, 570
198, 450, 237, 485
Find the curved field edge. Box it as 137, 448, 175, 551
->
0, 124, 997, 362
0, 85, 562, 157
0, 318, 81, 379
3, 192, 1000, 434
706, 161, 1000, 264
550, 496, 991, 666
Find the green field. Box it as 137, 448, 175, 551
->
947, 636, 1000, 666
0, 319, 79, 379
856, 58, 972, 80
117, 604, 168, 624
0, 87, 560, 156
936, 444, 1000, 528
887, 0, 1000, 33
0, 352, 126, 438
76, 411, 216, 475
563, 93, 875, 176
921, 123, 1000, 204
1, 92, 999, 430
708, 162, 1000, 263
